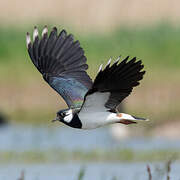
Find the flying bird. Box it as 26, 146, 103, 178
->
26, 26, 147, 129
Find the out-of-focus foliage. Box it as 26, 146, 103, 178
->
0, 23, 180, 69
0, 23, 180, 125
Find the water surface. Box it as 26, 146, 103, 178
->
0, 125, 180, 152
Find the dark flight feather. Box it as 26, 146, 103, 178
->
26, 26, 93, 108
86, 56, 145, 111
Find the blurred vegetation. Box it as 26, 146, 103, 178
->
0, 23, 180, 125
78, 167, 86, 180
0, 148, 178, 163
0, 23, 180, 79
15, 162, 173, 180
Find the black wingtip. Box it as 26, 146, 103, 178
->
52, 26, 57, 32
113, 56, 121, 65
138, 59, 142, 64
60, 29, 67, 35
141, 70, 146, 75
126, 56, 130, 59
132, 56, 136, 61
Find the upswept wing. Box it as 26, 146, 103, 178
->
26, 26, 93, 108
81, 56, 145, 112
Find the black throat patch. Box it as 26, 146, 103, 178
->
62, 114, 82, 129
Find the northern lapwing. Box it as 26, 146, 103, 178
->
26, 26, 147, 129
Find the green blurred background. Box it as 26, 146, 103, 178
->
0, 0, 180, 178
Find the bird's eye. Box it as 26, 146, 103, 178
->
61, 112, 66, 116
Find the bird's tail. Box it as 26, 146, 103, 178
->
117, 113, 148, 125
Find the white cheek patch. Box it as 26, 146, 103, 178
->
63, 109, 73, 123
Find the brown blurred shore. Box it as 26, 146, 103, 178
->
0, 0, 180, 31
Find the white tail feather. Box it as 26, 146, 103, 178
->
117, 113, 148, 122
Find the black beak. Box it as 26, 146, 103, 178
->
52, 115, 61, 122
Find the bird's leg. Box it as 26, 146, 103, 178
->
118, 119, 137, 125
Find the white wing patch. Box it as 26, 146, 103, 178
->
33, 26, 39, 41
80, 92, 110, 113
42, 26, 48, 37
105, 57, 112, 67
98, 64, 103, 72
26, 33, 31, 48
79, 92, 114, 129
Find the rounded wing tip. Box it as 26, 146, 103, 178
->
142, 70, 146, 74
33, 26, 39, 41
42, 25, 48, 37
26, 32, 31, 48
61, 29, 67, 36
52, 26, 57, 32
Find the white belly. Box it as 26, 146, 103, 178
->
78, 92, 119, 129
79, 111, 118, 129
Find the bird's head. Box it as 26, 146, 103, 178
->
53, 109, 73, 124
